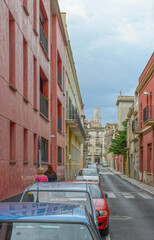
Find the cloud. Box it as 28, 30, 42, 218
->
58, 0, 154, 125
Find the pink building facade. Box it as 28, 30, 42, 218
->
0, 0, 50, 200
51, 2, 67, 180
136, 53, 154, 186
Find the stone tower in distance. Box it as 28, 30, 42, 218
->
94, 108, 101, 124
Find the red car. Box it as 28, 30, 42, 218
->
63, 181, 109, 235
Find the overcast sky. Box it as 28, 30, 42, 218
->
58, 0, 154, 126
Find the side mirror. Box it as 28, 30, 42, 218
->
74, 174, 77, 177
105, 193, 108, 199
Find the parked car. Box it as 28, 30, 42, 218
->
102, 161, 108, 167
75, 168, 100, 185
0, 202, 102, 240
64, 181, 109, 236
87, 163, 99, 173
20, 182, 97, 225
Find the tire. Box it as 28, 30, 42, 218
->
100, 224, 109, 236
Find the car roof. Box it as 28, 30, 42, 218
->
79, 168, 97, 171
0, 202, 90, 223
25, 182, 88, 192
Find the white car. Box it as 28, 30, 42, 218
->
75, 168, 100, 185
102, 161, 108, 167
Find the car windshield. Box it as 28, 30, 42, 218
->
22, 191, 92, 214
0, 222, 93, 240
88, 184, 104, 199
78, 170, 98, 176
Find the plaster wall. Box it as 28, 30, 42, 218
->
51, 15, 65, 180
0, 0, 50, 200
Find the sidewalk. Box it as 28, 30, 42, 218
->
108, 167, 154, 195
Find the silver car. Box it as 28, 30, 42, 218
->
75, 168, 100, 185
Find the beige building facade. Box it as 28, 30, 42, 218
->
104, 123, 118, 168
62, 14, 85, 180
116, 96, 134, 130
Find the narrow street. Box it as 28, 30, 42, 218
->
99, 167, 154, 240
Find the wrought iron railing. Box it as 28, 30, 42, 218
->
69, 109, 86, 140
143, 105, 154, 122
40, 22, 48, 55
40, 92, 48, 118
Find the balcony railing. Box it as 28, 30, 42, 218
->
57, 116, 62, 131
40, 92, 48, 118
57, 69, 62, 87
69, 109, 86, 140
40, 22, 48, 55
143, 105, 154, 126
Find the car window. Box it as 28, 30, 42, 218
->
88, 185, 104, 199
0, 222, 94, 240
78, 170, 98, 176
22, 191, 93, 215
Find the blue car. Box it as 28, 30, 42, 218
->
0, 202, 102, 240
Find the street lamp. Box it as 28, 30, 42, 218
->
144, 92, 154, 96
50, 135, 55, 138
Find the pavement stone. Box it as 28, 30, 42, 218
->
108, 167, 154, 195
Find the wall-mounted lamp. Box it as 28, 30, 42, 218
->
144, 92, 154, 96
50, 135, 55, 138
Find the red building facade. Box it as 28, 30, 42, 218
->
0, 0, 50, 200
136, 53, 154, 186
50, 1, 67, 180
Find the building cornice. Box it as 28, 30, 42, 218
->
116, 96, 134, 106
135, 61, 154, 93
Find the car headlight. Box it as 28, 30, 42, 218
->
96, 210, 108, 217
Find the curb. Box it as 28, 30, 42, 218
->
108, 167, 154, 196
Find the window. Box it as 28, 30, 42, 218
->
39, 0, 48, 55
10, 122, 16, 160
57, 100, 62, 132
34, 133, 37, 162
23, 0, 27, 8
96, 149, 99, 155
140, 103, 142, 129
41, 138, 48, 162
23, 37, 28, 100
57, 52, 62, 87
24, 129, 28, 161
57, 146, 62, 164
147, 143, 152, 172
33, 56, 37, 108
9, 12, 15, 87
66, 90, 68, 119
33, 0, 37, 31
40, 68, 48, 118
23, 0, 29, 15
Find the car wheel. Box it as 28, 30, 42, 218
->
100, 224, 109, 236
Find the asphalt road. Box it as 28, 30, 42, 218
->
99, 167, 154, 240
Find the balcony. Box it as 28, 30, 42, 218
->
66, 109, 86, 143
40, 22, 48, 55
96, 142, 100, 146
57, 116, 62, 132
57, 69, 62, 87
132, 119, 142, 134
143, 105, 154, 126
40, 92, 48, 118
